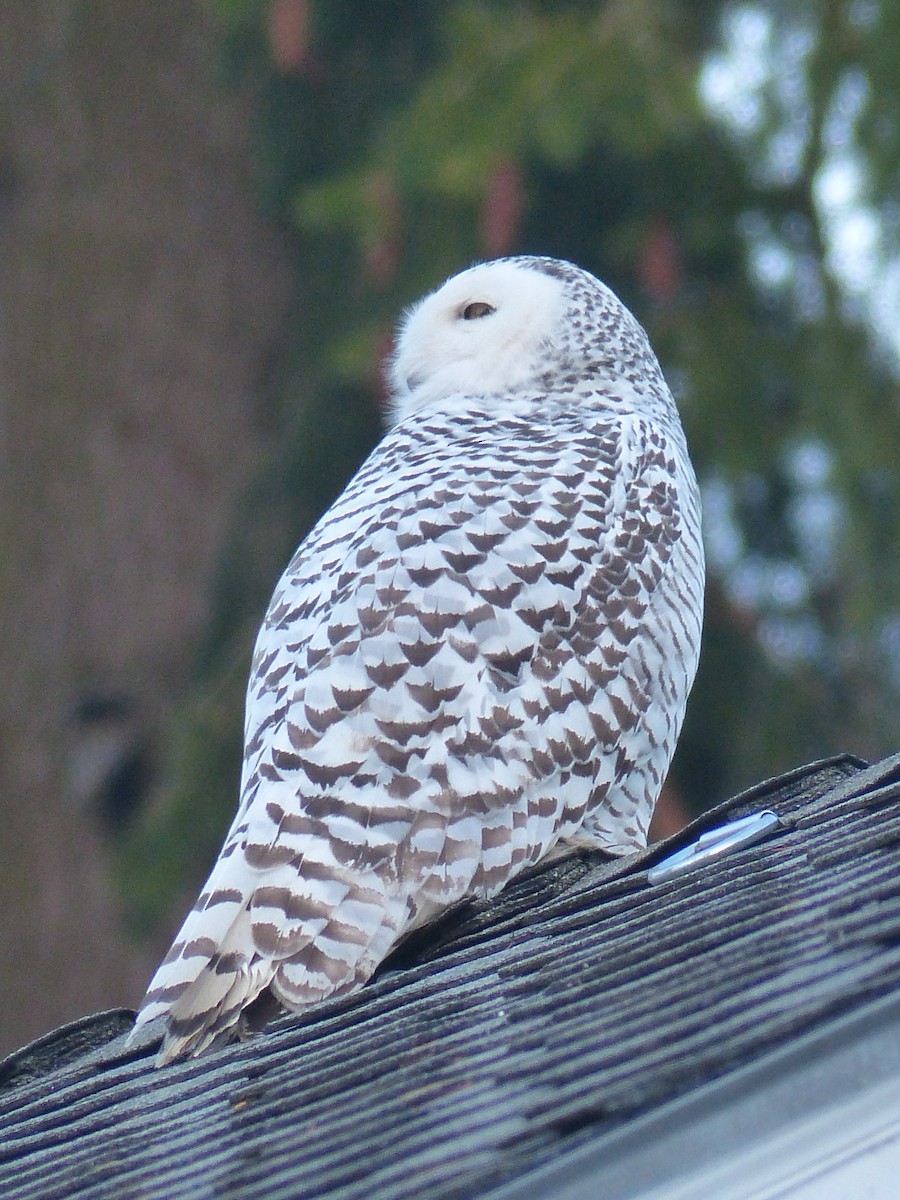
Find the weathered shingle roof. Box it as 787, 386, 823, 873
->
3, 751, 900, 1199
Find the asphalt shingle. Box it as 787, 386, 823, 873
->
3, 750, 900, 1199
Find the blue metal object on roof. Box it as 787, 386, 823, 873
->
647, 809, 781, 884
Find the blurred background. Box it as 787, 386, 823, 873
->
2, 0, 899, 1056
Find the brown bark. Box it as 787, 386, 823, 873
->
0, 2, 292, 1054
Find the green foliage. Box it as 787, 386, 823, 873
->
298, 2, 696, 221
116, 656, 247, 935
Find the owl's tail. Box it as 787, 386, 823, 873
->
127, 853, 275, 1065
128, 853, 414, 1066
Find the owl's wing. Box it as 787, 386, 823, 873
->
134, 407, 692, 1062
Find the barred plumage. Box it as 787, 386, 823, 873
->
133, 256, 704, 1063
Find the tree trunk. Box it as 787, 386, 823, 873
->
0, 1, 292, 1055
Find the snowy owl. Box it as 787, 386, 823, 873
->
133, 256, 704, 1064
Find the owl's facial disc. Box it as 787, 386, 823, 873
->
389, 260, 564, 422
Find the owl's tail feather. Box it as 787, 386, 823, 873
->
127, 899, 274, 1066
154, 911, 274, 1065
270, 895, 410, 1010
128, 859, 414, 1065
129, 806, 464, 1065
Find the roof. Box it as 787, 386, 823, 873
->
3, 750, 900, 1199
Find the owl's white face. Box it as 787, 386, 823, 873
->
388, 260, 565, 423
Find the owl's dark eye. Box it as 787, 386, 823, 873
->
461, 301, 496, 320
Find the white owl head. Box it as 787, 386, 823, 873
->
387, 256, 667, 427
388, 259, 566, 424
